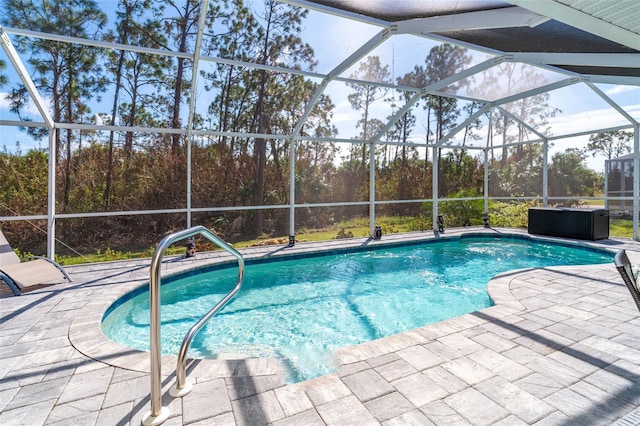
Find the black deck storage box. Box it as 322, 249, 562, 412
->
528, 207, 609, 240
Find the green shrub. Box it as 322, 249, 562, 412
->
424, 190, 485, 227
489, 200, 539, 228
407, 216, 431, 231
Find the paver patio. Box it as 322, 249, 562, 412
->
1, 228, 639, 425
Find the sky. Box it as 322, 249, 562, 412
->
1, 0, 639, 173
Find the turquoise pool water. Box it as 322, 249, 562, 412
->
101, 235, 612, 382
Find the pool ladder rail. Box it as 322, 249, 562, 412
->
142, 225, 245, 426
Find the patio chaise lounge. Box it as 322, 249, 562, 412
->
614, 249, 640, 313
0, 230, 72, 296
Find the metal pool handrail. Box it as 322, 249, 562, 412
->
142, 226, 245, 426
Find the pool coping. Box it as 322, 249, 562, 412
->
67, 227, 622, 386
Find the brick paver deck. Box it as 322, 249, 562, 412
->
1, 228, 639, 425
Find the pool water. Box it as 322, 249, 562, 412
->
102, 236, 612, 382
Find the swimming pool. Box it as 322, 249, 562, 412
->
102, 235, 613, 382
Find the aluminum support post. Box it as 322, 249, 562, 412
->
542, 140, 548, 206
47, 129, 56, 259
484, 148, 489, 214
369, 141, 376, 238
634, 125, 639, 240
432, 146, 439, 231
289, 138, 296, 245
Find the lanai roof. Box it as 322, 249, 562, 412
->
297, 0, 640, 80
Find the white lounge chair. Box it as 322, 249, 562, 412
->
0, 230, 72, 296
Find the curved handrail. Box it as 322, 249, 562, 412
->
172, 232, 244, 395
143, 225, 244, 425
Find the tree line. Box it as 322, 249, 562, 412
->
0, 0, 615, 255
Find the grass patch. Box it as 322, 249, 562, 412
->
54, 246, 185, 266
610, 218, 633, 239
52, 214, 635, 265
53, 216, 417, 265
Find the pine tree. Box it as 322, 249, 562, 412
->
2, 0, 108, 213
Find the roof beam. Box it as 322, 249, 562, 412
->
493, 77, 580, 107
506, 0, 640, 50
3, 25, 192, 60
512, 52, 640, 68
289, 27, 396, 138
0, 27, 53, 128
584, 75, 640, 86
438, 103, 493, 146
584, 81, 639, 126
372, 57, 499, 143
495, 105, 548, 140
423, 57, 506, 98
546, 124, 635, 142
326, 27, 396, 80
396, 7, 549, 34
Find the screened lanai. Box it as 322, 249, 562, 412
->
1, 0, 639, 260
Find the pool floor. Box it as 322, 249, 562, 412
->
1, 228, 640, 425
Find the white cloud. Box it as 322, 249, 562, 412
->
605, 85, 639, 96
0, 90, 49, 118
548, 103, 639, 137
0, 91, 11, 110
